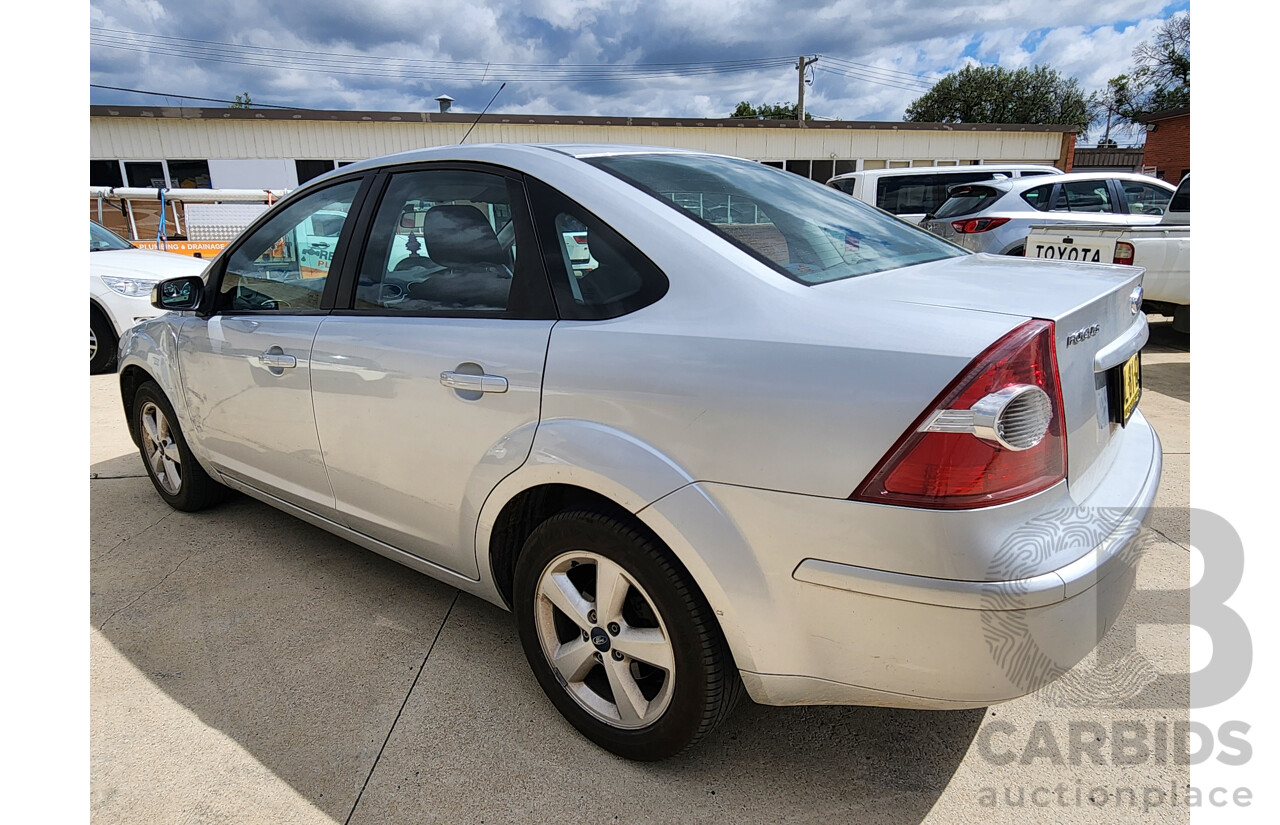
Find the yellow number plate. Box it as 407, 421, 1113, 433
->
1112, 353, 1142, 425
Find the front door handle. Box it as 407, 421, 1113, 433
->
259, 352, 297, 369
440, 371, 508, 393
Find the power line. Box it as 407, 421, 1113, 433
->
89, 28, 797, 83
89, 84, 303, 109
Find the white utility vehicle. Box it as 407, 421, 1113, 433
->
1025, 175, 1190, 331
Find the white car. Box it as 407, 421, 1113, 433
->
90, 221, 208, 373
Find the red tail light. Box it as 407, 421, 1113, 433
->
1112, 241, 1135, 265
951, 216, 1011, 234
572, 234, 589, 244
853, 320, 1066, 509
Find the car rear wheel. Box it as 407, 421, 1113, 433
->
513, 511, 741, 761
133, 381, 226, 511
90, 306, 117, 375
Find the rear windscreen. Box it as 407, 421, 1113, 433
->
933, 186, 1002, 219
585, 153, 965, 285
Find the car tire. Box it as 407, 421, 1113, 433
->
90, 306, 117, 375
1006, 245, 1025, 257
133, 381, 226, 512
513, 510, 742, 761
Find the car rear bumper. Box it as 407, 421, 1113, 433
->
644, 410, 1162, 708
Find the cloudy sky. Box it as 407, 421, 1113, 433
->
89, 0, 1189, 145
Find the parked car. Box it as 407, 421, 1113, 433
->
119, 144, 1161, 761
826, 164, 1062, 224
1025, 174, 1190, 331
90, 220, 209, 374
919, 171, 1177, 256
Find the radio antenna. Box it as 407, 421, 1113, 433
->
459, 82, 506, 145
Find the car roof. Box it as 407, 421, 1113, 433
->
827, 163, 1060, 182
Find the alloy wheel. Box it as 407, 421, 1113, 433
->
140, 401, 182, 495
533, 551, 676, 729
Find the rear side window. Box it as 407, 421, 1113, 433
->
1020, 183, 1057, 212
828, 178, 857, 195
526, 177, 668, 320
1060, 180, 1114, 213
876, 172, 1011, 216
933, 185, 1002, 218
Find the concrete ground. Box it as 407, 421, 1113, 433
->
90, 317, 1190, 824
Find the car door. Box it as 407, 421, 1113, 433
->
176, 176, 371, 520
309, 165, 557, 577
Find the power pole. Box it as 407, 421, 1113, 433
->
796, 55, 818, 127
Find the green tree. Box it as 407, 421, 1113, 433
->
730, 101, 813, 120
1131, 12, 1190, 111
1087, 14, 1189, 140
904, 65, 1091, 131
1088, 74, 1141, 143
230, 92, 253, 109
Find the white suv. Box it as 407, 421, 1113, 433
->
90, 221, 208, 373
826, 164, 1062, 224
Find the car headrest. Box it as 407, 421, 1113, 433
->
422, 205, 507, 268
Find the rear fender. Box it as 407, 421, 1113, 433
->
475, 420, 765, 672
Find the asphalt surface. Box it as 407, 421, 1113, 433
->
90, 317, 1191, 824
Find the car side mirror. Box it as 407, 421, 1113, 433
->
152, 276, 205, 311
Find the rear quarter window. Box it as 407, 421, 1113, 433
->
1020, 183, 1057, 212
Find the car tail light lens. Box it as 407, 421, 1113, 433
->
572, 234, 588, 244
950, 216, 1011, 234
1113, 241, 1135, 265
853, 319, 1066, 509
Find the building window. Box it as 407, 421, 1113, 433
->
833, 160, 857, 176
760, 161, 784, 169
296, 159, 338, 185
125, 161, 166, 188
167, 159, 211, 188
809, 159, 834, 183
90, 160, 123, 188
784, 160, 810, 177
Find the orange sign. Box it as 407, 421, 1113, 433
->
133, 240, 228, 258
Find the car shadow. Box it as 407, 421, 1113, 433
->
91, 459, 983, 824
1141, 361, 1190, 403
1143, 316, 1189, 354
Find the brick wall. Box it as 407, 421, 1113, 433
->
1142, 113, 1190, 181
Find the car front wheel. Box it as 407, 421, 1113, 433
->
513, 511, 742, 761
133, 381, 226, 511
90, 306, 117, 374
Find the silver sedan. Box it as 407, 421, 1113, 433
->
118, 144, 1161, 761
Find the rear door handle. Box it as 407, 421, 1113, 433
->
440, 371, 508, 393
259, 352, 297, 369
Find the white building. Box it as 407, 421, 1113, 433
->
90, 104, 1078, 191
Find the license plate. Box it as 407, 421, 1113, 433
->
1030, 239, 1110, 263
1107, 353, 1142, 425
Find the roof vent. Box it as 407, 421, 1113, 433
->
435, 95, 454, 113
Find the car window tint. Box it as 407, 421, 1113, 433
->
934, 185, 1002, 218
220, 179, 361, 311
1168, 178, 1190, 213
587, 154, 963, 285
527, 177, 668, 320
1059, 180, 1114, 213
1020, 183, 1056, 212
1119, 181, 1174, 215
876, 172, 1008, 216
353, 169, 524, 314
